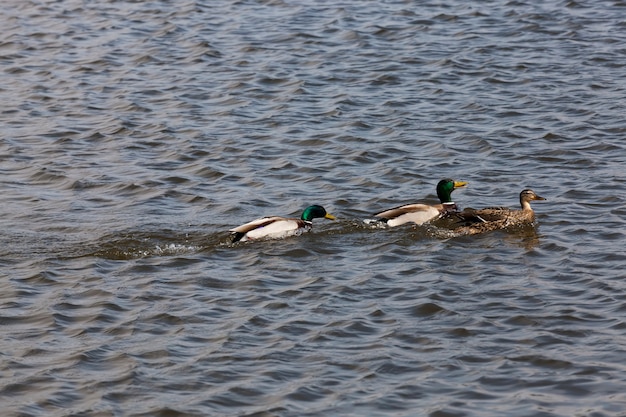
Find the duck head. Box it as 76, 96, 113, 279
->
301, 205, 336, 222
519, 189, 546, 210
437, 178, 468, 203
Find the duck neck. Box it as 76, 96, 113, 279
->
438, 192, 453, 204
520, 199, 533, 211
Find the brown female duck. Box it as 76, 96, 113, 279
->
446, 189, 546, 235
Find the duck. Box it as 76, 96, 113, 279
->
445, 189, 546, 235
230, 205, 336, 242
371, 178, 468, 227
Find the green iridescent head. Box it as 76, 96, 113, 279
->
436, 178, 468, 203
301, 205, 336, 222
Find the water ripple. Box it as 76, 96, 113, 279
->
2, 0, 626, 416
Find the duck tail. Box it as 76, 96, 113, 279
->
230, 231, 246, 243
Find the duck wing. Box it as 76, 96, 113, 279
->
230, 216, 308, 242
451, 207, 513, 225
230, 216, 287, 234
374, 203, 441, 226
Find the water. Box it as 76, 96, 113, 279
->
2, 0, 626, 416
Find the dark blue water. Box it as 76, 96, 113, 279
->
1, 1, 626, 416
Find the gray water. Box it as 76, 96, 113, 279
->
2, 1, 626, 416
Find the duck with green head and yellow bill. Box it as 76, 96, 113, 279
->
230, 205, 336, 243
446, 189, 546, 235
372, 178, 468, 226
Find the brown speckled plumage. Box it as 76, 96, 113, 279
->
442, 189, 546, 236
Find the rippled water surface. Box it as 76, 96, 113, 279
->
2, 0, 626, 416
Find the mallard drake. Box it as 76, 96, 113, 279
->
447, 189, 546, 235
230, 205, 335, 242
371, 178, 468, 226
